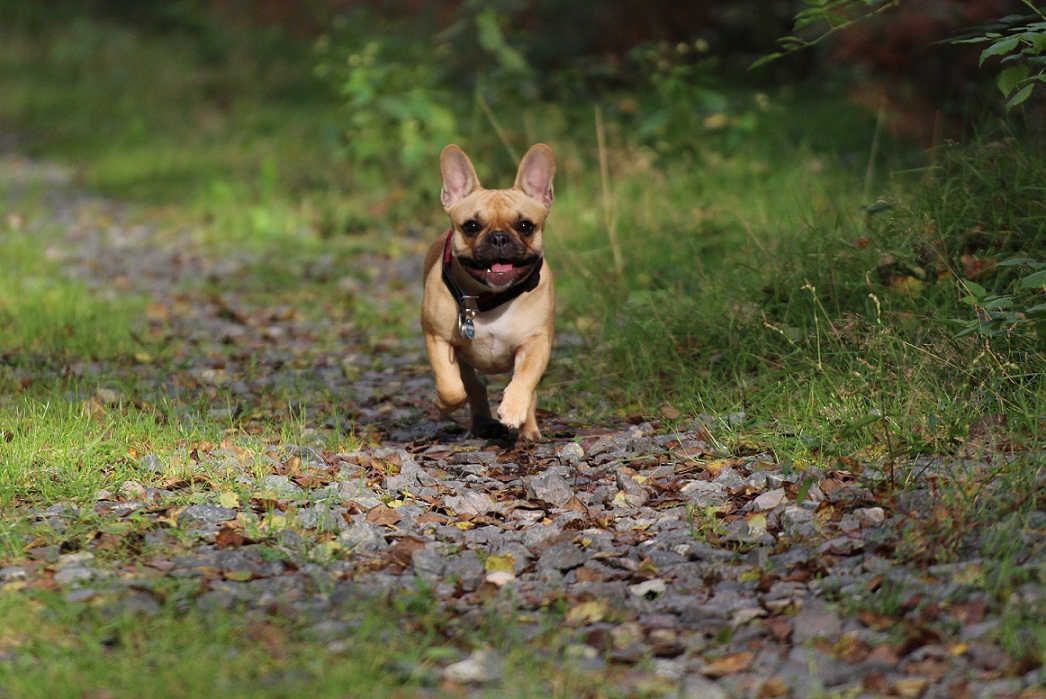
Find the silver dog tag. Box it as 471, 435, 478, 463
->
458, 297, 478, 340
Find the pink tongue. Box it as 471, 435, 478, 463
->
490, 262, 514, 273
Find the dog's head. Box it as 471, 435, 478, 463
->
440, 144, 555, 292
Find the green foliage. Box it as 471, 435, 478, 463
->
752, 0, 900, 68
314, 3, 537, 171
760, 0, 1046, 111
958, 259, 1046, 338
956, 3, 1046, 110
623, 40, 768, 153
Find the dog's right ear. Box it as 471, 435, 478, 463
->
440, 145, 481, 211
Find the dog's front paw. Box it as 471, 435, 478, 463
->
497, 386, 531, 430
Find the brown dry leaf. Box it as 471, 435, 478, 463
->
961, 253, 996, 279
292, 473, 332, 489
766, 616, 792, 643
863, 673, 891, 694
575, 567, 603, 583
365, 504, 402, 527
701, 651, 755, 678
659, 404, 682, 420
561, 495, 588, 513
276, 456, 302, 476
858, 611, 897, 631
893, 677, 930, 698
907, 658, 948, 679
758, 677, 790, 698
702, 459, 735, 477
388, 536, 425, 567
865, 644, 900, 665
416, 511, 449, 525
249, 497, 286, 512
216, 525, 246, 550
161, 474, 215, 490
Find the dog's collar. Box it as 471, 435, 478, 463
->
440, 230, 541, 339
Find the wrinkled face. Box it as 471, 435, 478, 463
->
448, 188, 546, 290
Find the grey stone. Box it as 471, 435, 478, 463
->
54, 567, 100, 586
179, 504, 236, 526
258, 475, 304, 497
338, 523, 387, 552
336, 480, 382, 509
792, 600, 843, 644
680, 674, 729, 699
443, 649, 505, 684
615, 471, 650, 508
411, 548, 445, 581
444, 491, 497, 517
752, 488, 787, 512
713, 466, 744, 489
296, 501, 346, 532
0, 566, 29, 582
558, 442, 585, 465
524, 473, 575, 508
538, 541, 586, 572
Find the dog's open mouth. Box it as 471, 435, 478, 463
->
461, 258, 539, 289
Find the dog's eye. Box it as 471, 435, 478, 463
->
462, 219, 482, 235
516, 219, 535, 235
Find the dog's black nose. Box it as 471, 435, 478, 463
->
488, 231, 511, 249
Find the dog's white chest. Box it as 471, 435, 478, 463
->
460, 307, 528, 374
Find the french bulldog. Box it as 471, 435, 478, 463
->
420, 143, 556, 441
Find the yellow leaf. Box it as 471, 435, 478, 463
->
485, 554, 516, 573
219, 491, 240, 509
703, 459, 731, 476
565, 599, 608, 625
952, 563, 985, 587
894, 678, 929, 698
746, 513, 768, 536
454, 521, 475, 531
225, 570, 252, 582
738, 568, 763, 583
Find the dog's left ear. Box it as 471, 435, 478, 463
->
514, 144, 555, 210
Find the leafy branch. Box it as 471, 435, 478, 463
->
954, 1, 1046, 110
751, 0, 900, 69
754, 0, 1046, 110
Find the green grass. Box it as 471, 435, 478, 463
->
0, 591, 630, 699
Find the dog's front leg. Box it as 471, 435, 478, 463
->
498, 332, 552, 440
424, 334, 468, 414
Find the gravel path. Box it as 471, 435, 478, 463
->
2, 155, 1044, 698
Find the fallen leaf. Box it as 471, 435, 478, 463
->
701, 651, 755, 678
758, 677, 790, 698
575, 567, 603, 583
766, 616, 792, 643
216, 525, 246, 550
484, 554, 516, 574
388, 536, 425, 567
893, 677, 930, 698
745, 513, 768, 536
365, 504, 402, 527
566, 599, 609, 626
219, 491, 240, 509
659, 404, 682, 420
